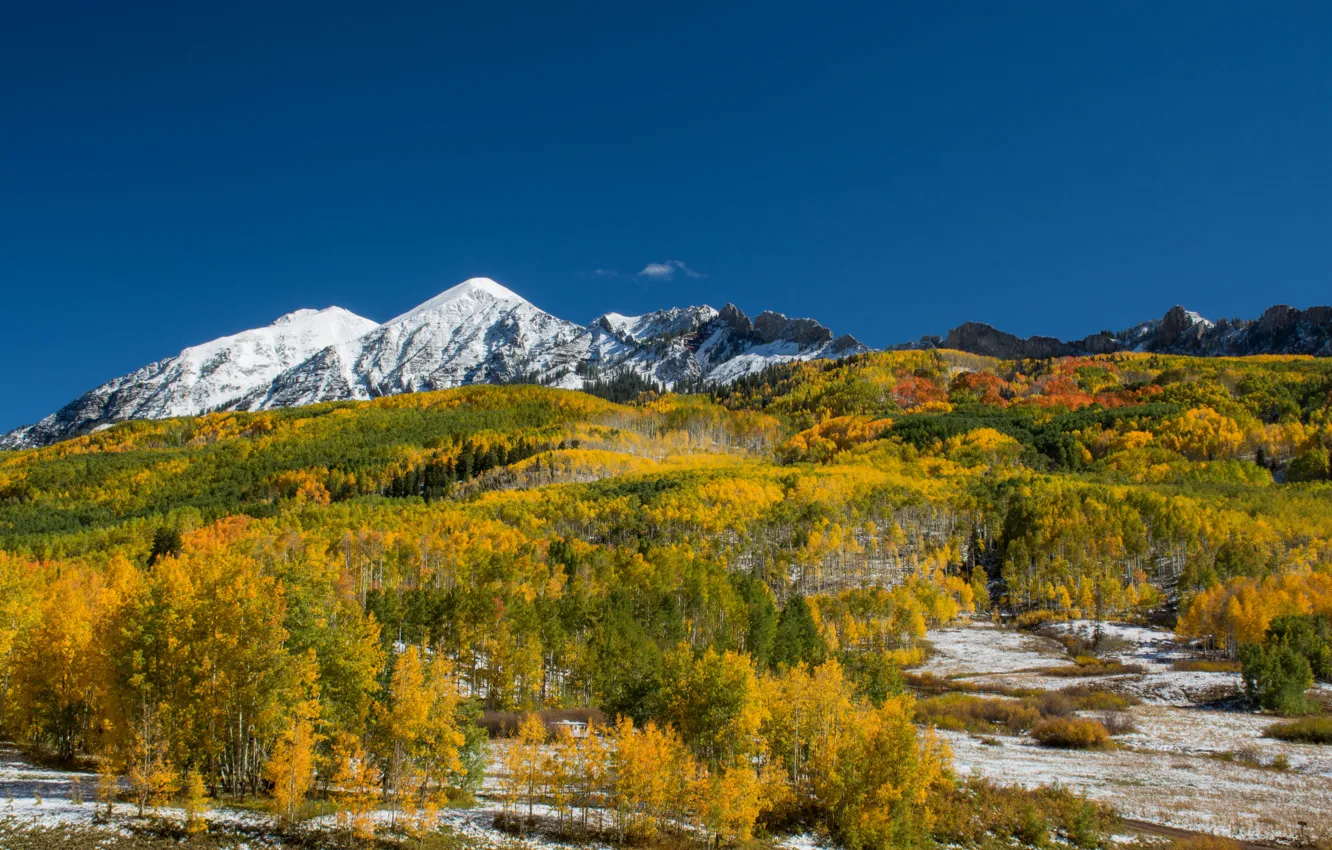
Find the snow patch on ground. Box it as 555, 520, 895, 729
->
920, 622, 1073, 676
921, 621, 1332, 843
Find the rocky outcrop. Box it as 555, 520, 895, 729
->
930, 304, 1332, 360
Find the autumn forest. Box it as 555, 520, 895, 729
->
2, 349, 1331, 849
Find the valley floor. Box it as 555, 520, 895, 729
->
924, 622, 1332, 844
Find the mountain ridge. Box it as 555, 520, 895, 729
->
5, 281, 1330, 450
1, 279, 867, 449
902, 304, 1332, 360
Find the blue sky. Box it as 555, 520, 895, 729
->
2, 1, 1329, 431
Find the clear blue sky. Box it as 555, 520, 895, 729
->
2, 1, 1329, 431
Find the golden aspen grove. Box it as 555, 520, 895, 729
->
2, 349, 1331, 848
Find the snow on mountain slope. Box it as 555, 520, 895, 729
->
247, 278, 586, 410
541, 303, 868, 389
0, 307, 378, 449
3, 279, 868, 449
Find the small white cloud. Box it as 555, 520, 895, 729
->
637, 260, 707, 281
638, 263, 675, 280
592, 269, 621, 278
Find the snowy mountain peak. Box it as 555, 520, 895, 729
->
272, 306, 369, 327
389, 277, 525, 324
273, 308, 321, 325
0, 304, 378, 450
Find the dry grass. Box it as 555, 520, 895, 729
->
915, 694, 1041, 735
1171, 659, 1243, 673
1031, 717, 1113, 749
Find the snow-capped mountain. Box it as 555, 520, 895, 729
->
2, 306, 378, 449
243, 278, 588, 410
2, 279, 866, 449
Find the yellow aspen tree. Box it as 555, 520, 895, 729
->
265, 650, 323, 829
182, 768, 208, 835
545, 724, 578, 835
95, 754, 119, 821
419, 654, 466, 801
331, 733, 382, 846
577, 720, 611, 834
698, 761, 765, 846
126, 720, 176, 817
499, 713, 547, 830
384, 645, 431, 826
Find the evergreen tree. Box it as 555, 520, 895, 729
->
771, 595, 826, 670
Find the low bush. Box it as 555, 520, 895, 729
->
903, 671, 972, 693
1097, 710, 1137, 736
1265, 716, 1332, 744
1031, 690, 1076, 717
1208, 746, 1290, 770
1030, 717, 1112, 749
1059, 685, 1141, 711
915, 694, 1042, 735
1015, 609, 1066, 629
931, 776, 1117, 850
1045, 658, 1145, 678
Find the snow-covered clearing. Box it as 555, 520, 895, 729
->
924, 621, 1241, 706
921, 622, 1074, 677
923, 621, 1332, 843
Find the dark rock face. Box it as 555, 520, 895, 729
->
941, 322, 1071, 360
753, 311, 834, 347
1154, 306, 1196, 347
717, 303, 753, 335
932, 304, 1332, 360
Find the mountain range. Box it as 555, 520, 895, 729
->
3, 278, 1329, 450
1, 279, 866, 449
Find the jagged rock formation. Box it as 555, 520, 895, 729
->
912, 304, 1332, 360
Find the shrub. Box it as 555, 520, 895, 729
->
903, 671, 981, 694
914, 694, 1042, 735
1045, 659, 1145, 677
931, 776, 1116, 850
1267, 613, 1332, 682
1027, 687, 1136, 717
1060, 685, 1141, 711
1097, 710, 1137, 736
1209, 746, 1289, 770
1265, 716, 1332, 744
1239, 642, 1315, 716
1030, 717, 1112, 749
1032, 691, 1076, 717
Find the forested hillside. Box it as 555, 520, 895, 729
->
1, 350, 1330, 846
